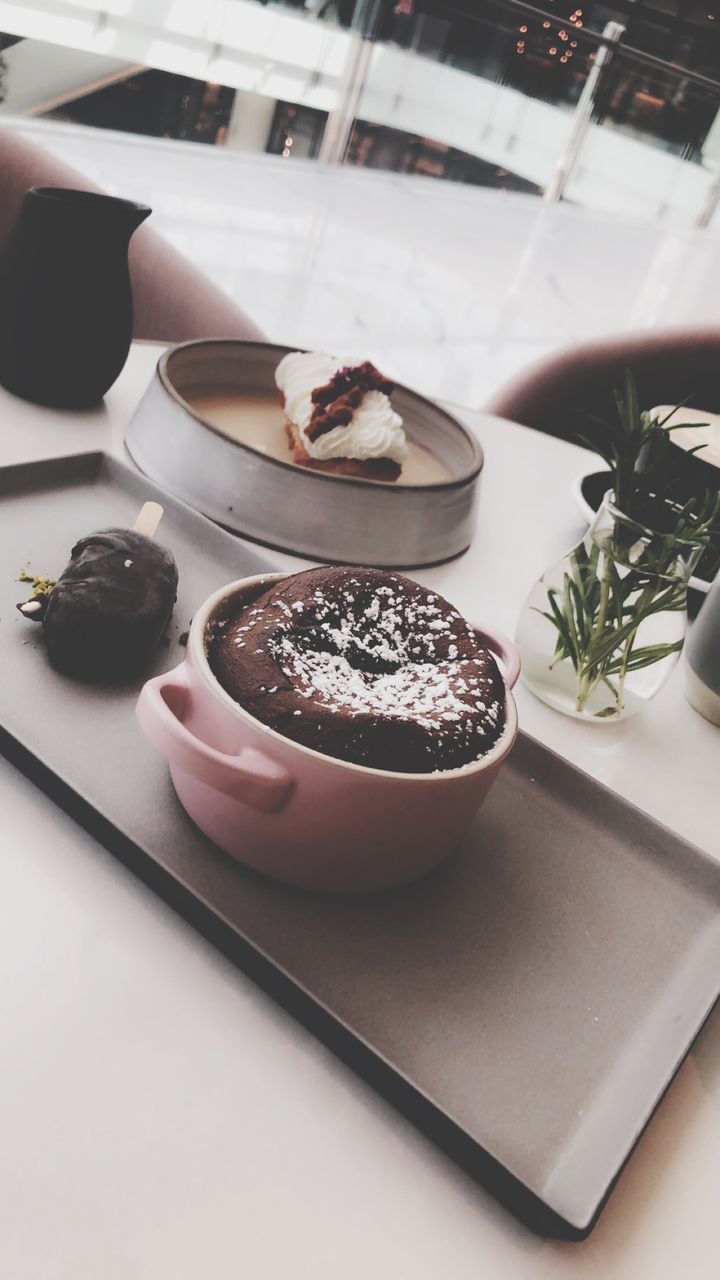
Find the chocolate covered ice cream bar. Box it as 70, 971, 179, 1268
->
19, 526, 178, 680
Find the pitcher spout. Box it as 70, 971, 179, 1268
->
28, 187, 151, 237
0, 185, 152, 407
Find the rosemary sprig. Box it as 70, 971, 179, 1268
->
540, 369, 720, 716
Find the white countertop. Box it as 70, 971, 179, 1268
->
1, 344, 718, 1278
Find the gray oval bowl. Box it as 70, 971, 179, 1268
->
125, 340, 483, 567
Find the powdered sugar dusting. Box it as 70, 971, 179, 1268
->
278, 643, 500, 736
263, 577, 499, 744
212, 567, 506, 772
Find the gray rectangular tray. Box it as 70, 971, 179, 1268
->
2, 451, 719, 1239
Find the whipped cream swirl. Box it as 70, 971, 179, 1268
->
275, 351, 407, 465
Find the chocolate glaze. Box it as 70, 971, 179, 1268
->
40, 528, 178, 680
208, 567, 506, 773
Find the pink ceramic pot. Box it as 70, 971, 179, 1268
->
136, 574, 520, 893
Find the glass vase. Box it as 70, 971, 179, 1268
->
516, 493, 704, 722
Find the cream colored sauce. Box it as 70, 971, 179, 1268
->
183, 387, 452, 486
652, 405, 720, 471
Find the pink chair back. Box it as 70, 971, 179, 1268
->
484, 328, 720, 445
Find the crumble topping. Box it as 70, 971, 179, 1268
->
306, 362, 395, 442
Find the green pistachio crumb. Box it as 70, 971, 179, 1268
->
17, 571, 56, 598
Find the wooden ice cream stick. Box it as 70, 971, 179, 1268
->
18, 505, 168, 624
133, 501, 164, 538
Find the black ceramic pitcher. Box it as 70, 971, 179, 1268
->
0, 187, 151, 409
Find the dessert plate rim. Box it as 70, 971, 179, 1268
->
158, 338, 484, 492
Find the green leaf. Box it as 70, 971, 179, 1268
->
604, 640, 683, 675
624, 365, 639, 438
545, 592, 579, 671
621, 640, 684, 672
562, 576, 582, 661
568, 575, 591, 648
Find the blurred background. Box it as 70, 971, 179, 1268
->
3, 0, 720, 404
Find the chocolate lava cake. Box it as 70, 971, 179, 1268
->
207, 567, 506, 773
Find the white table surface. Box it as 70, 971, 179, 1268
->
1, 343, 718, 1279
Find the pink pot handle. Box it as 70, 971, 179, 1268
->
472, 624, 521, 690
136, 664, 294, 813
